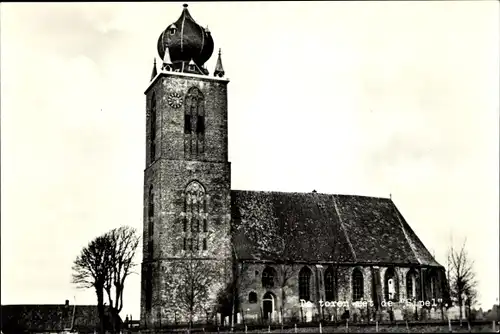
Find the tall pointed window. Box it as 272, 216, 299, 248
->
352, 268, 364, 301
184, 87, 205, 159
148, 185, 154, 257
324, 266, 336, 301
428, 269, 438, 300
406, 269, 418, 300
150, 93, 157, 163
384, 267, 399, 301
183, 181, 207, 253
299, 266, 312, 301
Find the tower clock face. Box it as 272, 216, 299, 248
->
167, 92, 183, 108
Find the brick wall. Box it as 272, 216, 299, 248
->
140, 72, 232, 328
234, 263, 448, 324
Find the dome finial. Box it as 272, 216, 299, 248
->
183, 3, 188, 8
214, 48, 225, 77
150, 58, 158, 81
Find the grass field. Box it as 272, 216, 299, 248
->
134, 320, 499, 333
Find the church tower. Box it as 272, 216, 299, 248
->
140, 4, 232, 327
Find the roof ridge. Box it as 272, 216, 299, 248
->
231, 189, 391, 199
332, 195, 357, 262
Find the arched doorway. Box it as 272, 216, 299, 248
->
262, 292, 275, 321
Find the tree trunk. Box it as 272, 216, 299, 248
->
96, 286, 106, 334
459, 295, 463, 320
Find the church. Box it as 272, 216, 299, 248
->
140, 4, 449, 329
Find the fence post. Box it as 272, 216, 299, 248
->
493, 321, 496, 332
345, 319, 348, 333
448, 318, 452, 332
294, 323, 297, 333
406, 320, 409, 334
319, 322, 322, 333
268, 324, 270, 333
245, 324, 247, 333
376, 320, 378, 333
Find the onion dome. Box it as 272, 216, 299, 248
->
157, 4, 214, 73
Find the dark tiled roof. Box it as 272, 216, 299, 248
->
1, 304, 122, 333
230, 190, 441, 267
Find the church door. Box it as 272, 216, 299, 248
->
262, 292, 274, 321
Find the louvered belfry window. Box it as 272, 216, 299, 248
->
184, 87, 205, 159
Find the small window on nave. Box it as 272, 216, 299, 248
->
352, 268, 364, 301
262, 266, 276, 289
427, 269, 439, 300
299, 266, 312, 301
384, 267, 399, 301
248, 292, 257, 304
406, 269, 418, 300
324, 266, 336, 301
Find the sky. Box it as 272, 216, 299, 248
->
1, 1, 499, 319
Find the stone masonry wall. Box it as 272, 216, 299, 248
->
140, 73, 232, 329
235, 263, 448, 324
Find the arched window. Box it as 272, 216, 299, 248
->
406, 269, 418, 300
262, 266, 276, 289
352, 268, 364, 301
427, 269, 438, 300
148, 185, 154, 219
299, 266, 312, 301
150, 92, 157, 163
183, 181, 207, 253
148, 185, 154, 257
184, 87, 205, 159
384, 267, 399, 301
248, 292, 257, 304
324, 266, 336, 301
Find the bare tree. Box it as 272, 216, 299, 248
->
72, 235, 114, 334
72, 226, 140, 334
448, 238, 478, 320
103, 226, 140, 332
175, 253, 220, 329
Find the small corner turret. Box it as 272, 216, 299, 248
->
214, 48, 225, 78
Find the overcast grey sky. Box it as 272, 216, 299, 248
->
1, 1, 498, 319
